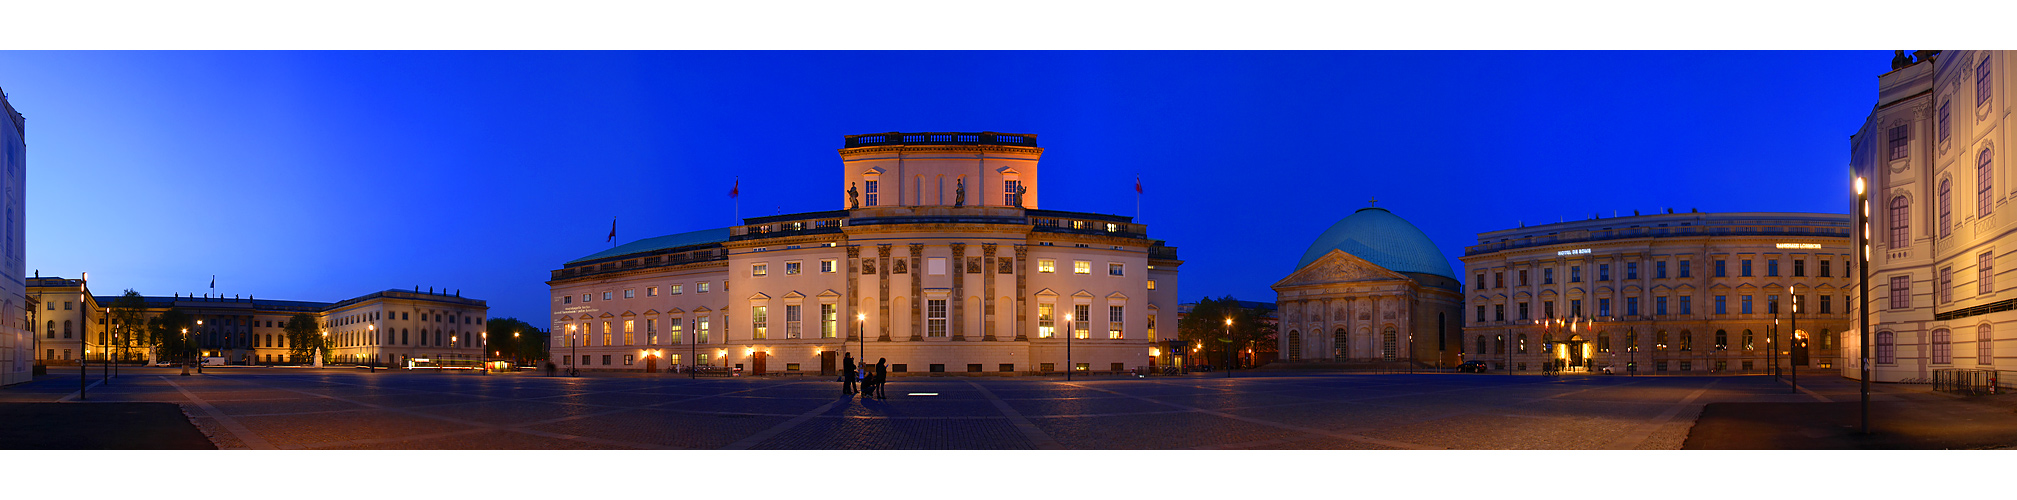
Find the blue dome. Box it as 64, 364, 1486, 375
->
1296, 207, 1456, 279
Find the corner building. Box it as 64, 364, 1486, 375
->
548, 132, 1181, 375
1463, 212, 1852, 374
1, 87, 24, 385
1850, 51, 2017, 382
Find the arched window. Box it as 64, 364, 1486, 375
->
1598, 331, 1610, 352
1495, 334, 1506, 354
1980, 148, 1995, 217
1932, 328, 1951, 364
1981, 324, 1995, 364
1680, 330, 1693, 351
1939, 177, 1952, 237
401, 328, 409, 345
1476, 336, 1487, 356
63, 320, 72, 338
1516, 333, 1528, 354
1876, 331, 1896, 364
1892, 195, 1911, 246
1625, 329, 1638, 352
1819, 329, 1832, 350
1714, 329, 1729, 350
1743, 329, 1755, 350
45, 320, 53, 338
1383, 329, 1399, 360
1286, 330, 1301, 360
1655, 329, 1668, 350
1334, 328, 1349, 359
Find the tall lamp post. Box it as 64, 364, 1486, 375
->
1065, 313, 1075, 381
513, 331, 521, 367
1856, 175, 1871, 433
569, 324, 579, 377
856, 313, 866, 367
195, 320, 203, 374
1790, 287, 1800, 393
180, 328, 191, 376
368, 324, 377, 372
1224, 317, 1233, 379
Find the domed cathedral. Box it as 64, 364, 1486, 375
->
1851, 50, 2016, 383
548, 132, 1181, 376
1271, 204, 1465, 367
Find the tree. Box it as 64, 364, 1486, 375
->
1176, 296, 1277, 368
108, 290, 148, 361
485, 317, 549, 365
282, 313, 324, 363
146, 308, 193, 363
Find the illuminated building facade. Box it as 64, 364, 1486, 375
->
1850, 50, 2016, 382
1, 87, 25, 385
26, 277, 487, 367
1273, 206, 1464, 367
1462, 212, 1852, 374
547, 132, 1181, 375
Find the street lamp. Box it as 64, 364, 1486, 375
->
320, 330, 328, 368
568, 324, 579, 377
1065, 313, 1074, 381
180, 328, 191, 376
195, 319, 204, 374
1790, 285, 1800, 394
856, 312, 866, 366
1224, 317, 1233, 379
513, 331, 521, 367
1856, 175, 1871, 433
368, 324, 377, 372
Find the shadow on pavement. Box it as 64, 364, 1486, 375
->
0, 402, 216, 450
1685, 399, 2017, 449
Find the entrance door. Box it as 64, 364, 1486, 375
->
1568, 342, 1584, 369
1792, 339, 1809, 366
820, 351, 837, 376
753, 351, 768, 376
646, 356, 658, 374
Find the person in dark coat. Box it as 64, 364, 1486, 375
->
841, 353, 857, 395
873, 358, 888, 400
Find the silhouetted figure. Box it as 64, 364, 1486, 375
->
953, 178, 966, 207
873, 358, 888, 399
848, 182, 859, 209
841, 353, 857, 395
1013, 184, 1027, 208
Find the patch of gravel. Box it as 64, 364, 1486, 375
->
179, 403, 237, 449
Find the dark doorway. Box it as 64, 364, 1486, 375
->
820, 351, 837, 376
752, 351, 768, 376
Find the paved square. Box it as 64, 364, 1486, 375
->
0, 367, 1948, 449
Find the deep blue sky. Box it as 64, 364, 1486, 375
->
1, 51, 1890, 324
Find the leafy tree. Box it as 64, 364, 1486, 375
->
108, 290, 148, 360
282, 313, 325, 362
1176, 296, 1277, 368
485, 317, 548, 364
146, 308, 193, 363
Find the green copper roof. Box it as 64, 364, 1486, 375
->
1296, 207, 1456, 279
566, 227, 730, 265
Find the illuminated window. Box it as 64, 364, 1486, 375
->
1038, 259, 1056, 273
602, 321, 612, 346
1146, 310, 1157, 338
1108, 305, 1124, 339
1889, 124, 1910, 161
785, 261, 801, 275
752, 263, 768, 277
646, 319, 657, 345
670, 284, 683, 295
698, 282, 710, 293
751, 306, 768, 340
1074, 304, 1091, 339
668, 318, 682, 344
821, 259, 837, 273
820, 304, 837, 338
623, 319, 635, 345
785, 304, 801, 339
1106, 223, 1118, 233
698, 317, 710, 343
1108, 263, 1123, 276
1073, 261, 1091, 274
646, 287, 658, 297
1038, 303, 1055, 338
1147, 279, 1156, 290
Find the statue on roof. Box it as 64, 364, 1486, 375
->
953, 178, 966, 208
848, 182, 859, 209
1013, 184, 1027, 208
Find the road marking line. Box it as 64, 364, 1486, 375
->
57, 380, 107, 402
1606, 378, 1719, 450
970, 381, 1063, 450
720, 397, 843, 450
1066, 382, 1435, 450
163, 376, 276, 450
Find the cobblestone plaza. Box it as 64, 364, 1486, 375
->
0, 368, 1939, 450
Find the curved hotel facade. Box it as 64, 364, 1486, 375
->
1850, 50, 2016, 382
1462, 212, 1852, 374
547, 132, 1181, 375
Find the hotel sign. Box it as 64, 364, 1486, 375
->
1557, 248, 1591, 256
1776, 243, 1821, 249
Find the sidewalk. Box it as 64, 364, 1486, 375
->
1684, 369, 2017, 449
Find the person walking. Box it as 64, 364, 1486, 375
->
841, 352, 857, 395
873, 358, 888, 400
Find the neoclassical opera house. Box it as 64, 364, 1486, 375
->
547, 132, 1181, 375
1272, 206, 1465, 367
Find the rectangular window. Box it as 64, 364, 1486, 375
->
1519, 270, 1529, 286
751, 263, 768, 277
751, 306, 768, 340
562, 295, 572, 304
623, 319, 635, 345
602, 292, 612, 301
1821, 260, 1832, 277
1494, 304, 1505, 321
1979, 56, 1993, 107
698, 317, 710, 343
1543, 268, 1554, 284
1074, 304, 1091, 339
1598, 299, 1610, 317
1569, 299, 1582, 317
646, 286, 658, 297
1108, 263, 1124, 276
623, 289, 635, 299
1543, 300, 1554, 319
785, 261, 802, 275
1518, 302, 1530, 320
1109, 305, 1124, 339
1570, 266, 1581, 283
1656, 297, 1668, 315
1599, 264, 1610, 281
668, 318, 682, 344
865, 180, 878, 206
929, 257, 947, 275
1039, 303, 1056, 338
1656, 261, 1667, 279
1767, 259, 1779, 277
1626, 297, 1639, 316
1742, 295, 1754, 314
1148, 279, 1157, 290
1475, 305, 1486, 322
785, 304, 802, 339
1939, 99, 1952, 142
1715, 295, 1727, 315
1940, 266, 1954, 304
821, 259, 838, 273
1147, 313, 1157, 338
670, 284, 683, 295
1793, 259, 1805, 277
1073, 261, 1091, 275
820, 304, 837, 338
1889, 124, 1910, 161
1626, 262, 1638, 280
1821, 295, 1833, 314
602, 355, 612, 366
927, 300, 947, 337
646, 318, 658, 345
1038, 259, 1056, 273
1004, 180, 1021, 207
1741, 259, 1753, 277
1982, 252, 1996, 295
1476, 274, 1486, 289
1891, 275, 1911, 310
1714, 260, 1725, 277
1768, 295, 1779, 314
1495, 272, 1504, 288
1678, 260, 1691, 278
698, 282, 710, 293
602, 320, 612, 346
1679, 296, 1692, 315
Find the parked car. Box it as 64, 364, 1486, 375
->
1457, 360, 1489, 373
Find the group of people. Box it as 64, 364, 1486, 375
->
841, 353, 886, 399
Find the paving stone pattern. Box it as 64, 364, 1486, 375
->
0, 367, 1879, 449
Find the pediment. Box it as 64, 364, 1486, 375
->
1272, 249, 1413, 289
643, 309, 660, 315
862, 166, 886, 175
1709, 283, 1732, 292
598, 312, 615, 318
748, 292, 772, 301
664, 307, 686, 315
692, 306, 712, 313
620, 310, 636, 317
1106, 292, 1129, 301
1735, 284, 1758, 291
1814, 284, 1837, 292
1514, 291, 1533, 300
1538, 289, 1559, 297
1035, 288, 1058, 298
1650, 284, 1672, 293
1674, 285, 1697, 294
818, 289, 841, 298
558, 315, 573, 321
782, 291, 806, 299
1072, 290, 1095, 299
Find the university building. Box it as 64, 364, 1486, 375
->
547, 131, 1182, 375
1272, 205, 1464, 367
1462, 211, 1852, 374
1, 86, 25, 385
1850, 50, 2015, 382
26, 277, 489, 367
